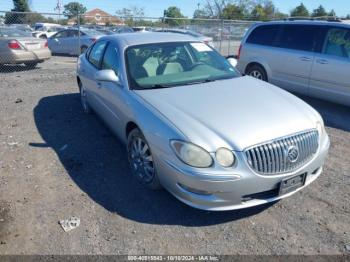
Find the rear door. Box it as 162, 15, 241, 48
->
267, 24, 320, 95
309, 26, 350, 105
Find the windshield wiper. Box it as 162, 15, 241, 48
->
183, 78, 217, 86
144, 84, 175, 89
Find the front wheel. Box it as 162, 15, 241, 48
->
127, 128, 161, 190
79, 81, 92, 114
246, 65, 268, 81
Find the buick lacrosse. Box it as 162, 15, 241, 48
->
76, 33, 330, 211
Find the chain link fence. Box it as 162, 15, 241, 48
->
0, 10, 256, 73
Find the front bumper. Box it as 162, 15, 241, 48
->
155, 134, 330, 211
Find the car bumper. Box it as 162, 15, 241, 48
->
0, 49, 51, 64
155, 134, 330, 211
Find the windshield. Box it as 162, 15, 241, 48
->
0, 27, 31, 37
125, 42, 240, 89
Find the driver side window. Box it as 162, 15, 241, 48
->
88, 41, 107, 68
101, 44, 120, 75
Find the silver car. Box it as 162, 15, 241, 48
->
48, 28, 104, 55
77, 33, 330, 211
237, 21, 350, 106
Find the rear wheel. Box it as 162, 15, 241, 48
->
246, 64, 268, 81
127, 128, 161, 190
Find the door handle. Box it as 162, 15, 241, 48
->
300, 57, 311, 62
316, 59, 329, 64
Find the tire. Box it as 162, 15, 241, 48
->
78, 80, 92, 114
80, 46, 88, 54
24, 62, 38, 69
127, 128, 161, 190
246, 64, 268, 81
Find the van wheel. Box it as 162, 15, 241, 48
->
127, 128, 161, 190
246, 65, 268, 81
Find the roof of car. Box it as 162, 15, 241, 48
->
255, 20, 350, 28
101, 32, 197, 47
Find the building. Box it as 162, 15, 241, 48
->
68, 8, 124, 26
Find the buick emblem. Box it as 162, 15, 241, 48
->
286, 146, 299, 163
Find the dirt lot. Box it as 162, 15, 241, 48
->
0, 56, 349, 255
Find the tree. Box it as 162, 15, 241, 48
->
346, 14, 350, 19
5, 0, 31, 24
290, 3, 309, 17
251, 4, 266, 20
63, 2, 87, 18
312, 5, 327, 17
222, 4, 244, 19
164, 6, 185, 26
193, 8, 209, 19
328, 9, 336, 17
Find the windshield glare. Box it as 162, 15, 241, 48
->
126, 42, 239, 89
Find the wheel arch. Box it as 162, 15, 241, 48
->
245, 61, 270, 81
125, 121, 139, 139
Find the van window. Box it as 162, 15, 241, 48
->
277, 25, 319, 52
323, 28, 350, 59
246, 25, 281, 46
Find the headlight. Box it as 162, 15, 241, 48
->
216, 148, 235, 167
170, 140, 213, 168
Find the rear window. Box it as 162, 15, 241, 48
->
246, 25, 280, 46
0, 27, 31, 37
277, 25, 319, 52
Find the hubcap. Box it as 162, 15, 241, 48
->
250, 70, 263, 80
129, 137, 154, 183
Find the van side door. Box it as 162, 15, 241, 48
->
309, 26, 350, 106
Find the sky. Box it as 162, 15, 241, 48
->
0, 0, 348, 17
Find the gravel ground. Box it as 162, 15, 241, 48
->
0, 56, 349, 255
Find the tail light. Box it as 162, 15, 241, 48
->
90, 38, 96, 42
237, 44, 242, 60
204, 40, 208, 45
8, 40, 21, 49
44, 41, 48, 48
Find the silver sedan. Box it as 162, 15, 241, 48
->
76, 33, 330, 211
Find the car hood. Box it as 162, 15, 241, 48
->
134, 76, 319, 152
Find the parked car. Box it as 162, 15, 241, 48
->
76, 33, 329, 211
33, 22, 61, 31
32, 26, 66, 39
47, 28, 104, 55
0, 26, 51, 67
110, 26, 134, 34
237, 21, 350, 106
132, 26, 152, 32
156, 28, 215, 48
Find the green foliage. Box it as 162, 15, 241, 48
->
328, 9, 336, 17
5, 0, 31, 24
63, 2, 87, 18
312, 5, 327, 17
290, 3, 310, 17
164, 6, 185, 26
222, 4, 244, 20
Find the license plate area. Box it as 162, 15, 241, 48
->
279, 173, 306, 196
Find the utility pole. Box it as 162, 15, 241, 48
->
54, 0, 63, 21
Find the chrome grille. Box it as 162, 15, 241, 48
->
245, 130, 319, 175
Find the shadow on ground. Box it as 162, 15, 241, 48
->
297, 95, 350, 132
32, 93, 274, 226
0, 64, 40, 73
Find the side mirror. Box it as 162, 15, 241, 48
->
94, 69, 120, 85
227, 57, 238, 67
